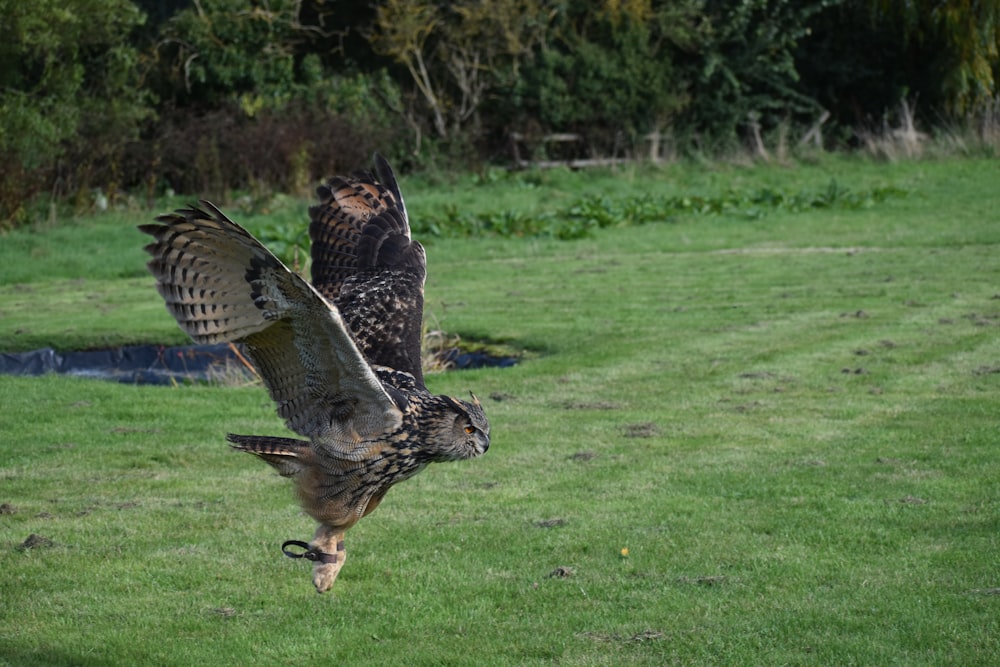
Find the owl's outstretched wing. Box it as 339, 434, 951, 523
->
309, 154, 427, 384
139, 203, 402, 458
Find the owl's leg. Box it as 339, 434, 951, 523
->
310, 524, 346, 593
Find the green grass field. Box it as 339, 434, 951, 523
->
1, 156, 999, 665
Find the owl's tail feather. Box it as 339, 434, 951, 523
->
226, 433, 311, 477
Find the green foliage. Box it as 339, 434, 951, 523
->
153, 0, 402, 126
0, 0, 145, 166
411, 178, 907, 241
232, 170, 908, 263
0, 0, 150, 226
682, 0, 831, 144
154, 0, 302, 107
505, 1, 700, 148
369, 0, 552, 142
135, 0, 408, 205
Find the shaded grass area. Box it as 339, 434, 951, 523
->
1, 156, 999, 665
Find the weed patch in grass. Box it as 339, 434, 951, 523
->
412, 180, 908, 241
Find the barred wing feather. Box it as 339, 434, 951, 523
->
140, 203, 402, 458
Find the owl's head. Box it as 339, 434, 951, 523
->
429, 393, 490, 461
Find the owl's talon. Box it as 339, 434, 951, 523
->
312, 560, 343, 593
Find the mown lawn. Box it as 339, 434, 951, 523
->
1, 156, 998, 665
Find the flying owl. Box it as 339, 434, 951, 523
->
140, 155, 490, 593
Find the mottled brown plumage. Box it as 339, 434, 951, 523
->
140, 155, 489, 593
309, 157, 427, 383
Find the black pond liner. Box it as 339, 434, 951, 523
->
0, 343, 517, 385
437, 347, 519, 370
0, 344, 247, 385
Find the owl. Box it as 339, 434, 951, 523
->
140, 155, 490, 593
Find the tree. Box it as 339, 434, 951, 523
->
369, 0, 447, 139
368, 0, 552, 144
153, 0, 324, 110
0, 0, 150, 225
509, 0, 702, 150
678, 0, 831, 146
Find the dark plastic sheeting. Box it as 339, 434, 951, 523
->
0, 344, 249, 385
437, 348, 518, 370
0, 344, 517, 385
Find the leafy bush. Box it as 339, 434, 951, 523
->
505, 2, 700, 154
153, 0, 303, 108
677, 0, 828, 148
0, 0, 151, 226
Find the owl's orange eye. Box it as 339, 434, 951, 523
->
465, 425, 475, 434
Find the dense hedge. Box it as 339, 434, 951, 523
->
1, 0, 997, 227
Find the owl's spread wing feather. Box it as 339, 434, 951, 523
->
308, 154, 426, 383
140, 203, 403, 457
374, 152, 409, 226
